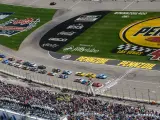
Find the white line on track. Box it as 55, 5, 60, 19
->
69, 0, 81, 9
122, 0, 136, 11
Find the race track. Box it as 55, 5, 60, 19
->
0, 0, 160, 103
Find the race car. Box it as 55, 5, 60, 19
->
29, 67, 38, 72
38, 70, 47, 74
59, 74, 68, 79
50, 2, 56, 5
62, 70, 72, 75
22, 66, 30, 70
23, 62, 31, 66
29, 63, 37, 67
0, 58, 3, 61
8, 62, 14, 66
85, 73, 96, 78
92, 82, 103, 87
47, 72, 57, 76
8, 57, 15, 61
75, 72, 86, 76
0, 54, 5, 58
2, 59, 9, 64
38, 65, 46, 69
74, 78, 88, 84
16, 60, 23, 64
52, 68, 61, 73
96, 74, 107, 79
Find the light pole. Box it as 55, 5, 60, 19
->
134, 88, 137, 101
148, 89, 150, 103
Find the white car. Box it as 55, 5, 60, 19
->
30, 63, 37, 67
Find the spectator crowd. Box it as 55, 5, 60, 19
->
0, 81, 160, 120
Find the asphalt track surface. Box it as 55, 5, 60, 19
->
1, 0, 160, 103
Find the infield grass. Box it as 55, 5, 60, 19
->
0, 4, 56, 50
59, 11, 160, 64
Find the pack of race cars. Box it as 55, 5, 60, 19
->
0, 54, 107, 87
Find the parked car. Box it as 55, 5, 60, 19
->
96, 74, 107, 79
59, 74, 68, 79
0, 54, 5, 58
8, 57, 15, 61
62, 70, 72, 75
2, 59, 9, 64
47, 72, 57, 76
92, 82, 103, 87
38, 65, 46, 69
38, 70, 47, 74
52, 68, 61, 73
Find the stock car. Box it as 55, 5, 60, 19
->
29, 67, 38, 72
38, 70, 47, 74
0, 58, 3, 61
62, 70, 72, 75
29, 63, 37, 67
38, 65, 46, 69
8, 62, 14, 66
92, 82, 103, 87
15, 64, 23, 68
8, 57, 15, 61
16, 60, 23, 64
59, 74, 68, 79
75, 72, 86, 76
0, 54, 5, 58
50, 2, 56, 5
47, 72, 57, 76
22, 66, 30, 70
2, 59, 9, 64
52, 68, 61, 73
85, 73, 96, 78
74, 78, 88, 84
96, 74, 107, 79
23, 62, 31, 66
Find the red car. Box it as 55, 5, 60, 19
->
92, 82, 102, 87
16, 59, 23, 63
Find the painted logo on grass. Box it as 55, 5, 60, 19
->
120, 17, 160, 49
0, 12, 14, 20
0, 18, 40, 37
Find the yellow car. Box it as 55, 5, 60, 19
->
0, 58, 3, 61
85, 73, 96, 78
75, 72, 86, 76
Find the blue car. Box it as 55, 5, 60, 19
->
2, 59, 9, 64
62, 70, 72, 75
96, 74, 107, 79
0, 54, 5, 58
59, 74, 68, 79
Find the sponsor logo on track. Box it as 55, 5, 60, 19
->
57, 31, 76, 36
0, 12, 14, 20
66, 23, 84, 30
0, 18, 40, 37
120, 17, 160, 49
75, 15, 102, 22
48, 38, 68, 42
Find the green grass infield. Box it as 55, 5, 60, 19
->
58, 11, 160, 64
0, 4, 56, 50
